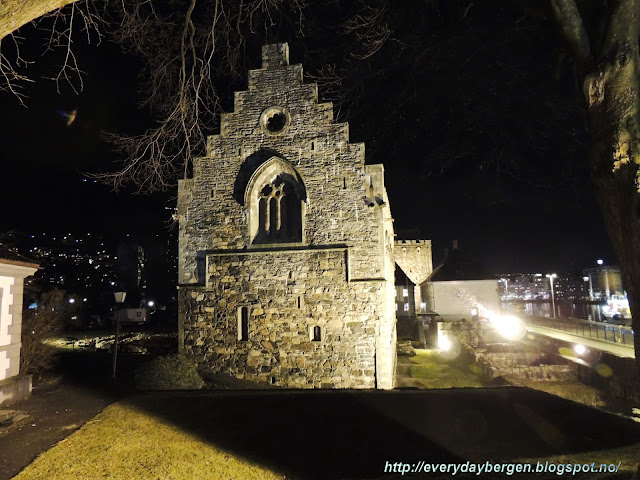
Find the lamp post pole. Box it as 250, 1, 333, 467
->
546, 274, 557, 319
500, 278, 509, 300
112, 292, 126, 381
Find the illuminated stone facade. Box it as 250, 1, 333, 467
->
394, 239, 433, 316
177, 43, 396, 389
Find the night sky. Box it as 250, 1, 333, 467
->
0, 4, 616, 274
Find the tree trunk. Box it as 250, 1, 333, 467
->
0, 0, 78, 41
584, 0, 640, 372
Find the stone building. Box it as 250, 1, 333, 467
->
395, 239, 433, 315
178, 43, 396, 389
423, 242, 500, 321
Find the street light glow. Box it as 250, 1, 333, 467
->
438, 332, 452, 351
574, 344, 587, 355
489, 314, 527, 340
597, 259, 604, 265
68, 298, 75, 304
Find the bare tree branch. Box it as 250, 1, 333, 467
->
0, 0, 79, 42
97, 0, 308, 192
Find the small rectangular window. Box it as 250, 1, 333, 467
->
403, 288, 408, 298
395, 303, 398, 311
210, 189, 215, 198
238, 147, 243, 156
342, 177, 347, 189
404, 303, 409, 312
311, 141, 315, 151
238, 306, 249, 341
312, 326, 321, 341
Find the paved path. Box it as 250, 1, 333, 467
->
0, 382, 120, 480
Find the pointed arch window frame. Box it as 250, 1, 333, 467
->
244, 156, 308, 246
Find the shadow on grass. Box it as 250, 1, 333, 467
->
40, 350, 640, 479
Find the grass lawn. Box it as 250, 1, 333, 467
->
397, 349, 492, 388
11, 388, 640, 480
12, 402, 285, 480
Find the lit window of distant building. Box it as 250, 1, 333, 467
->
403, 288, 408, 298
404, 303, 409, 312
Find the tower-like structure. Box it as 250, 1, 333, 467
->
177, 43, 396, 389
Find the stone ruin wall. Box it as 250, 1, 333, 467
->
178, 43, 396, 389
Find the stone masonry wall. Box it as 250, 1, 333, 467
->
394, 240, 433, 286
181, 248, 383, 388
178, 43, 396, 388
178, 43, 388, 285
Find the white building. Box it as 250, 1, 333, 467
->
0, 244, 38, 405
423, 242, 500, 321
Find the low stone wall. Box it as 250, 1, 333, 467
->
0, 375, 32, 406
473, 349, 576, 382
444, 323, 578, 383
439, 319, 505, 346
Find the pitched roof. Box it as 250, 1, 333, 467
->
395, 264, 416, 286
0, 242, 39, 268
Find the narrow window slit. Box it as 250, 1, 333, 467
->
238, 306, 249, 341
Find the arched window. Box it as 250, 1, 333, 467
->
254, 175, 301, 243
244, 156, 306, 245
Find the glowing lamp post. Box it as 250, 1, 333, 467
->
112, 291, 126, 381
546, 274, 557, 318
500, 278, 509, 300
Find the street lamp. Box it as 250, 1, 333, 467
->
112, 291, 126, 381
500, 278, 509, 300
583, 276, 592, 301
546, 274, 557, 318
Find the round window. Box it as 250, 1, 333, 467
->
260, 106, 290, 135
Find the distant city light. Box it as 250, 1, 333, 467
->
68, 298, 75, 303
83, 298, 88, 302
597, 259, 604, 265
147, 301, 155, 307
